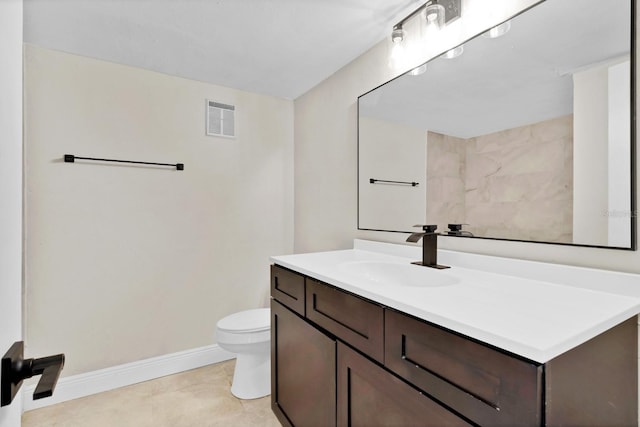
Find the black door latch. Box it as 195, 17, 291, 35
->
1, 341, 65, 407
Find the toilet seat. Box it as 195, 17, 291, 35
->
217, 308, 270, 334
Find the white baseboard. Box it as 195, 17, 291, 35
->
22, 344, 235, 412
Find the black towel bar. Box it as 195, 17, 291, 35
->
369, 178, 419, 187
64, 154, 184, 170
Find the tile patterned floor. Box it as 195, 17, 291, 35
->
22, 360, 281, 427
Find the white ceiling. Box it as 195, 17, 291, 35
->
23, 0, 422, 100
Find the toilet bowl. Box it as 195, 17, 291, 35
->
215, 308, 271, 399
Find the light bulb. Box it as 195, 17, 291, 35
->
391, 26, 405, 44
443, 45, 464, 59
424, 4, 445, 30
408, 64, 427, 76
483, 20, 511, 39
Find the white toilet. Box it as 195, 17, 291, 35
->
215, 308, 271, 399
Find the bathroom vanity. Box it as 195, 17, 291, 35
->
270, 240, 640, 427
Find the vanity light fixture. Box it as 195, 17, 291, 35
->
482, 20, 511, 38
390, 0, 461, 44
442, 45, 464, 59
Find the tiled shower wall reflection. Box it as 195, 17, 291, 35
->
426, 132, 467, 233
427, 115, 573, 243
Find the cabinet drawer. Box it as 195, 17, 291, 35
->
385, 309, 542, 427
306, 279, 384, 363
271, 265, 305, 316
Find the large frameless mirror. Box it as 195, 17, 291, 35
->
358, 0, 636, 249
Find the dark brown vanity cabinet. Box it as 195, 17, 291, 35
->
271, 266, 335, 427
271, 265, 474, 426
271, 264, 638, 427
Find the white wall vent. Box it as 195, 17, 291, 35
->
206, 100, 235, 138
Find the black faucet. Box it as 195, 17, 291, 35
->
406, 225, 450, 269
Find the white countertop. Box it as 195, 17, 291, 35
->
271, 240, 640, 363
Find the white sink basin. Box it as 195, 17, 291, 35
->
338, 261, 459, 288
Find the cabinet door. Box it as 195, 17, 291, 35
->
306, 278, 384, 363
337, 342, 472, 427
271, 300, 336, 427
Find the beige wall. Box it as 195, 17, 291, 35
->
294, 0, 640, 275
359, 116, 426, 232
24, 45, 294, 376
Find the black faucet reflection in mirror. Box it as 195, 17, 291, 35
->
447, 223, 474, 237
406, 225, 450, 269
1, 341, 65, 407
